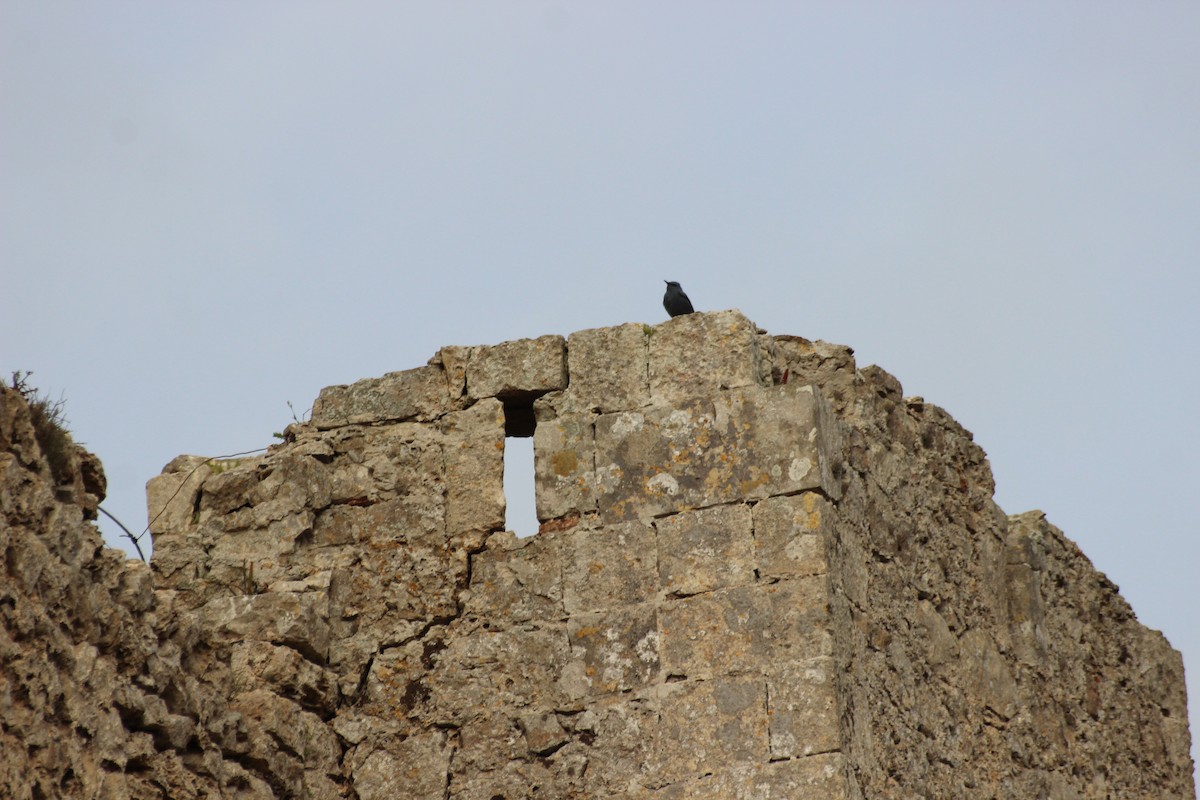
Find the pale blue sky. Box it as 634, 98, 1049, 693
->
4, 2, 1197, 777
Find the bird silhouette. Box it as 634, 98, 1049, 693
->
663, 281, 694, 317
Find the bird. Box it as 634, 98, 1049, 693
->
662, 280, 694, 318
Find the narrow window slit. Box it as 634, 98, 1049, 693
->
501, 396, 539, 538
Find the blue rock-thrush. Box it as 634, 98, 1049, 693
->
663, 280, 694, 317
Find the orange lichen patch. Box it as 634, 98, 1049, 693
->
539, 514, 580, 533
801, 493, 823, 529
551, 450, 579, 476
739, 475, 769, 496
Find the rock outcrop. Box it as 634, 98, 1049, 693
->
1, 310, 1193, 798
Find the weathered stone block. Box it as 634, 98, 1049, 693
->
517, 711, 570, 756
766, 658, 839, 759
334, 423, 446, 516
466, 334, 567, 400
653, 675, 768, 784
649, 309, 763, 403
441, 399, 505, 534
311, 365, 453, 429
145, 455, 211, 535
426, 625, 573, 722
349, 731, 452, 800
756, 753, 848, 799
196, 591, 330, 663
653, 762, 845, 800
452, 714, 575, 798
230, 641, 339, 711
466, 530, 563, 623
562, 521, 657, 614
711, 382, 841, 502
593, 383, 837, 522
912, 600, 959, 668
567, 694, 658, 795
533, 409, 597, 521
659, 579, 831, 679
568, 604, 659, 695
207, 514, 313, 588
326, 526, 465, 637
752, 492, 831, 579
958, 628, 1019, 721
321, 492, 442, 551
656, 503, 754, 597
429, 344, 471, 399
562, 323, 651, 412
226, 688, 343, 793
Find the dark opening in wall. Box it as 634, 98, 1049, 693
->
502, 395, 539, 537
502, 396, 537, 438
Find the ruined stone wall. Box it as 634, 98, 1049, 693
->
144, 311, 852, 798
1, 310, 1193, 799
766, 339, 1194, 798
0, 385, 299, 798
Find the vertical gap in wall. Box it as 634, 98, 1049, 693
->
502, 396, 539, 538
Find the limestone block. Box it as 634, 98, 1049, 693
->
230, 641, 339, 711
227, 688, 343, 793
655, 503, 754, 597
593, 383, 838, 522
207, 513, 313, 589
756, 753, 848, 799
466, 530, 563, 623
712, 382, 842, 503
331, 423, 447, 523
562, 323, 651, 412
429, 344, 471, 399
653, 675, 768, 785
349, 730, 452, 800
958, 628, 1019, 721
773, 335, 859, 411
426, 625, 574, 722
752, 492, 831, 579
911, 600, 958, 668
651, 763, 845, 800
441, 398, 505, 534
452, 714, 576, 797
146, 455, 211, 535
765, 658, 839, 759
659, 579, 831, 679
196, 591, 330, 663
452, 712, 528, 776
325, 527, 464, 638
246, 449, 332, 521
567, 604, 659, 695
562, 520, 657, 614
569, 694, 658, 795
311, 365, 454, 429
533, 409, 597, 521
466, 334, 567, 400
649, 309, 764, 404
517, 711, 570, 756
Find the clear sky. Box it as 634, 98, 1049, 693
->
4, 1, 1197, 777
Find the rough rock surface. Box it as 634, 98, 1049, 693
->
0, 386, 286, 798
1, 310, 1194, 799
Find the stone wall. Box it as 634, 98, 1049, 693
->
1, 310, 1193, 799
